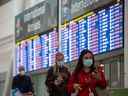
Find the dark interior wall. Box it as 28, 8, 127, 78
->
0, 0, 10, 6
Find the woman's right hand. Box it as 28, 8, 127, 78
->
73, 83, 82, 91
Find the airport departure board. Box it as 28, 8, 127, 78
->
16, 3, 123, 72
16, 29, 58, 72
61, 3, 123, 62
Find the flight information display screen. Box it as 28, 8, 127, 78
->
16, 44, 20, 73
16, 2, 123, 72
16, 41, 28, 73
49, 28, 59, 66
27, 39, 35, 71
61, 3, 123, 62
40, 34, 49, 68
16, 29, 58, 72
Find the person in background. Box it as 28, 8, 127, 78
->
12, 66, 34, 96
67, 49, 107, 96
45, 52, 70, 96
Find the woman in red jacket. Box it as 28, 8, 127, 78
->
67, 49, 107, 96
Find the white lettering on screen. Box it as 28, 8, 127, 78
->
27, 21, 41, 32
24, 5, 45, 23
71, 0, 99, 14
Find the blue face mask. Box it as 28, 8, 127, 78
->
83, 59, 93, 67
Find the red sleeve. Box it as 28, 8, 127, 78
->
96, 71, 107, 89
67, 72, 91, 94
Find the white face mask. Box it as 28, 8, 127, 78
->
20, 70, 25, 75
57, 60, 65, 66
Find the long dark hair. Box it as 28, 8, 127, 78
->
74, 49, 95, 75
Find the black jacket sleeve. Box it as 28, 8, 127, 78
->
62, 66, 70, 81
12, 76, 18, 89
45, 67, 55, 90
27, 76, 34, 93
